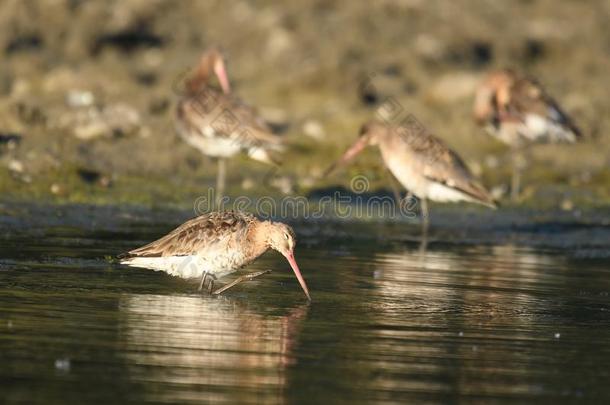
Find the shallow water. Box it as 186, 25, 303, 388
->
1, 203, 610, 404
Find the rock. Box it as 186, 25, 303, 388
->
302, 119, 325, 140
491, 184, 507, 200
298, 175, 316, 189
561, 199, 574, 211
58, 103, 142, 140
265, 27, 295, 58
414, 34, 445, 61
7, 159, 31, 183
66, 90, 95, 108
241, 177, 255, 190
50, 183, 63, 195
8, 159, 24, 173
271, 176, 293, 195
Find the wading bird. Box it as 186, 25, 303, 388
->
473, 69, 582, 200
119, 211, 310, 300
176, 48, 282, 206
326, 120, 496, 233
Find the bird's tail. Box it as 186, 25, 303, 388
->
247, 146, 283, 166
464, 181, 499, 209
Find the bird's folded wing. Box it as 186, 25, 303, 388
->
121, 211, 254, 258
178, 91, 283, 148
508, 77, 582, 138
409, 134, 496, 207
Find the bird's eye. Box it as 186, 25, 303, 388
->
284, 233, 289, 240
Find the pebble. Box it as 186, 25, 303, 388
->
241, 178, 255, 191
58, 103, 142, 140
54, 358, 71, 372
561, 199, 574, 211
414, 34, 445, 60
8, 159, 23, 173
271, 176, 294, 195
50, 183, 63, 195
66, 90, 95, 108
302, 119, 325, 140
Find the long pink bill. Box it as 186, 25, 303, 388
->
214, 60, 231, 95
282, 251, 311, 301
323, 136, 368, 177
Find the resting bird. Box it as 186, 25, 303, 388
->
119, 210, 310, 300
176, 48, 282, 206
473, 69, 582, 200
326, 120, 496, 233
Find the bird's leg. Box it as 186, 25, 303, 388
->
198, 271, 216, 293
212, 270, 272, 296
418, 234, 429, 254
510, 145, 526, 202
420, 197, 430, 235
207, 276, 214, 294
216, 158, 226, 209
198, 271, 209, 292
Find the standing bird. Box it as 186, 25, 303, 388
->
175, 48, 282, 206
325, 120, 496, 232
473, 69, 582, 200
119, 211, 310, 300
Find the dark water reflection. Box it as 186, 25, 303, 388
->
1, 204, 610, 403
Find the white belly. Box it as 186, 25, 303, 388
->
384, 152, 473, 203
121, 252, 246, 280
487, 114, 577, 146
176, 123, 242, 158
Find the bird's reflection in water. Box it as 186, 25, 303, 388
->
367, 243, 561, 397
119, 294, 308, 404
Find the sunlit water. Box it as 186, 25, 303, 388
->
1, 204, 610, 403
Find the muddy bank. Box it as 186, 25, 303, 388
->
0, 0, 608, 209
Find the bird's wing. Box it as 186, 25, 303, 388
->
505, 77, 582, 140
220, 96, 283, 147
176, 89, 283, 156
402, 131, 496, 207
120, 211, 255, 258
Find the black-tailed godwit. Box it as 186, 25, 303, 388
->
120, 211, 310, 300
176, 49, 282, 205
327, 120, 496, 232
473, 69, 582, 200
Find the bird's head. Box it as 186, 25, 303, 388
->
265, 222, 310, 301
473, 69, 515, 124
195, 47, 231, 94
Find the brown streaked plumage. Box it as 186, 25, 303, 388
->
326, 120, 496, 231
474, 69, 583, 200
119, 211, 310, 300
176, 48, 282, 205
474, 69, 582, 146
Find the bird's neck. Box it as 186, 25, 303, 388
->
246, 221, 271, 260
185, 61, 212, 94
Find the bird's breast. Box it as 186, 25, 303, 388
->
380, 144, 429, 198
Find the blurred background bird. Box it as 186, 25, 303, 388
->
473, 69, 583, 201
326, 120, 496, 234
175, 48, 283, 206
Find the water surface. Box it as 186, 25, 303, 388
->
1, 204, 610, 403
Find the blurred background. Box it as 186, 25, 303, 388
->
0, 0, 608, 208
